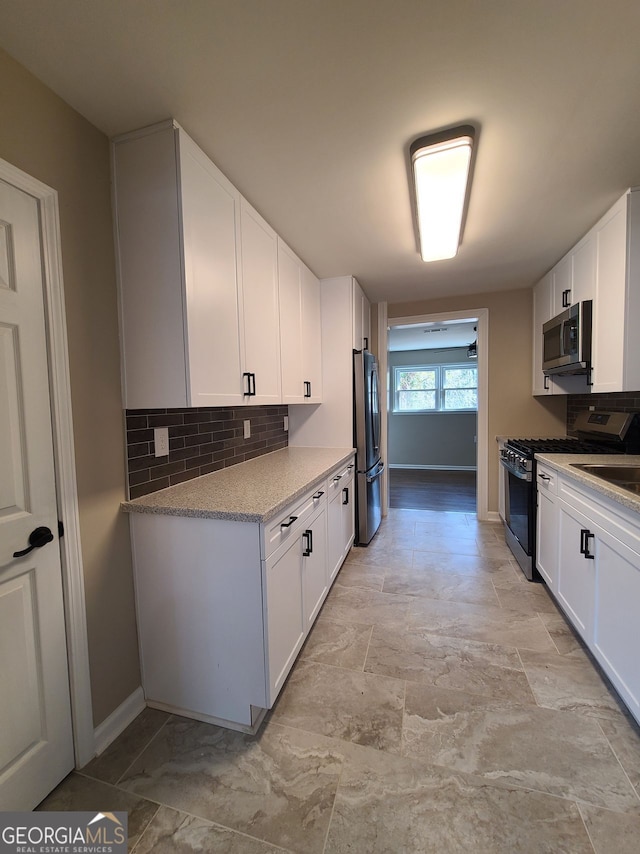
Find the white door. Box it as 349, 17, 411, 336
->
0, 179, 74, 809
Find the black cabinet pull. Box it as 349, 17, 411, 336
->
586, 366, 593, 387
562, 288, 571, 308
580, 528, 595, 559
302, 529, 313, 557
333, 474, 342, 482
342, 487, 349, 505
543, 375, 550, 390
312, 490, 324, 500
304, 381, 311, 398
280, 515, 298, 530
13, 526, 54, 558
243, 372, 257, 396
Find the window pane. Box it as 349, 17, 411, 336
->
396, 369, 436, 391
397, 390, 436, 411
443, 367, 477, 389
443, 388, 478, 409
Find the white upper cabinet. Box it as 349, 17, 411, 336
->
113, 119, 320, 409
353, 278, 371, 350
278, 239, 322, 404
278, 239, 304, 404
238, 199, 281, 404
571, 232, 596, 304
591, 190, 640, 393
532, 271, 553, 396
301, 264, 322, 403
113, 120, 244, 408
531, 188, 640, 397
551, 255, 572, 314
532, 271, 586, 396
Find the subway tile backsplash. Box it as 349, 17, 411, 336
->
125, 405, 288, 499
567, 391, 640, 433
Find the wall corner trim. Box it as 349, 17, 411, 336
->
93, 686, 146, 758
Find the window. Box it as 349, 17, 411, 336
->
393, 363, 477, 412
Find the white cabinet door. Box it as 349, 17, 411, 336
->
239, 199, 281, 404
592, 527, 640, 721
327, 464, 355, 582
552, 255, 572, 314
113, 122, 245, 408
352, 278, 371, 350
278, 239, 305, 404
179, 133, 245, 406
592, 194, 627, 393
536, 468, 558, 592
301, 265, 322, 403
302, 508, 328, 628
571, 233, 595, 304
557, 498, 595, 642
532, 272, 553, 396
265, 533, 305, 703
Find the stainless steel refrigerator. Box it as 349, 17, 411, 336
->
353, 349, 384, 544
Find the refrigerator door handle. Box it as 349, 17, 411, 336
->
366, 461, 385, 483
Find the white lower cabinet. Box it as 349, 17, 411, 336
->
535, 465, 558, 591
130, 456, 354, 731
328, 462, 355, 581
556, 498, 595, 640
538, 470, 640, 724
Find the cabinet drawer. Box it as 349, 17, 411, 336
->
262, 487, 326, 559
536, 465, 557, 495
327, 461, 355, 497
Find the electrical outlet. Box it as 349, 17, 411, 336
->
284, 415, 289, 431
244, 419, 251, 439
154, 427, 169, 457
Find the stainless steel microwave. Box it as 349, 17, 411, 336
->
542, 300, 592, 376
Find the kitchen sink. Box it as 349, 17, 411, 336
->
571, 464, 640, 495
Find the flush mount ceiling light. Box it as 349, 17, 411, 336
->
410, 125, 476, 262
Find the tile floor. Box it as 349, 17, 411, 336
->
39, 509, 640, 852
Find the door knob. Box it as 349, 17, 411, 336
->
13, 526, 54, 558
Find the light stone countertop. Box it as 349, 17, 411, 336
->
535, 453, 640, 515
122, 446, 356, 523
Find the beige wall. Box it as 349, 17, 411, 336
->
0, 48, 140, 726
387, 288, 567, 512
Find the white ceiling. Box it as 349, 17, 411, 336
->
2, 1, 640, 304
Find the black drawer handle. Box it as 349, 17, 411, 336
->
304, 381, 311, 398
302, 529, 313, 557
312, 491, 324, 500
243, 372, 256, 396
539, 474, 551, 481
333, 474, 342, 482
580, 528, 595, 560
280, 515, 298, 530
342, 487, 349, 505
13, 526, 54, 558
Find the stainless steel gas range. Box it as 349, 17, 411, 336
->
500, 411, 640, 581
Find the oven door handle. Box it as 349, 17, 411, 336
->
499, 459, 531, 481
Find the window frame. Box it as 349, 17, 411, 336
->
392, 362, 478, 414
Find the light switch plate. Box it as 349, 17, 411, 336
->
244, 419, 251, 439
154, 427, 169, 457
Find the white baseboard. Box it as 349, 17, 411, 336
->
388, 464, 477, 471
486, 511, 502, 523
93, 686, 146, 757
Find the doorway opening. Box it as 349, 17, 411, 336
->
384, 309, 489, 519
